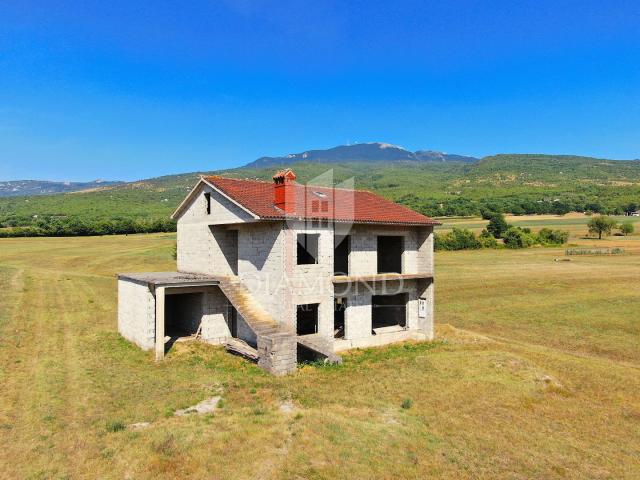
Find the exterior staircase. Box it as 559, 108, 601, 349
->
217, 276, 297, 375
217, 276, 291, 337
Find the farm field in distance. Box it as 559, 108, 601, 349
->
0, 217, 639, 479
437, 212, 640, 236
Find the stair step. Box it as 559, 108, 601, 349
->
219, 278, 287, 342
225, 338, 259, 361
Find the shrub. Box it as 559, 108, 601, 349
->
620, 221, 635, 236
503, 227, 536, 249
435, 228, 481, 251
537, 228, 569, 245
105, 420, 125, 433
478, 229, 498, 248
401, 398, 413, 409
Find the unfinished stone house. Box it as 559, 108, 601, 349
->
117, 169, 439, 375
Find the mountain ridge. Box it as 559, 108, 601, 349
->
246, 142, 478, 168
0, 179, 123, 198
1, 150, 639, 228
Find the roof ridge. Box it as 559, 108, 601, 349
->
204, 174, 377, 193
196, 174, 440, 226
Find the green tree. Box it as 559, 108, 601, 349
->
587, 215, 617, 239
503, 227, 536, 249
487, 213, 510, 239
620, 221, 635, 236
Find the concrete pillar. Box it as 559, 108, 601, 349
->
418, 279, 435, 340
316, 300, 334, 338
416, 226, 434, 273
405, 288, 419, 330
344, 291, 372, 340
425, 280, 434, 340
257, 332, 297, 376
155, 286, 166, 361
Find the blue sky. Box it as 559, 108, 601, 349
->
1, 0, 639, 181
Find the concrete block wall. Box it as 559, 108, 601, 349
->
179, 183, 254, 226
257, 332, 297, 375
405, 288, 420, 331
349, 226, 376, 276
416, 226, 435, 273
282, 221, 334, 337
199, 288, 233, 344
235, 312, 258, 346
417, 278, 435, 340
348, 225, 427, 276
177, 182, 254, 275
177, 223, 212, 275
118, 282, 240, 351
344, 290, 372, 340
237, 221, 286, 323
211, 229, 238, 275
118, 279, 155, 350
341, 279, 430, 341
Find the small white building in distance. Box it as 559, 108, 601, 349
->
117, 169, 439, 375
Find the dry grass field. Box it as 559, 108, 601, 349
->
0, 220, 639, 479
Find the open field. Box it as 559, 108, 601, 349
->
1, 222, 639, 479
437, 212, 640, 237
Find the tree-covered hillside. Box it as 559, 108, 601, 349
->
0, 179, 124, 197
467, 154, 640, 185
1, 154, 639, 235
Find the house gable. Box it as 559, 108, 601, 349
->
172, 179, 259, 225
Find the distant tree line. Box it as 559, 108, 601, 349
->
0, 216, 176, 238
397, 194, 640, 218
435, 213, 569, 251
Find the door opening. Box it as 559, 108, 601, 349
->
297, 303, 319, 335
377, 236, 403, 273
334, 235, 350, 275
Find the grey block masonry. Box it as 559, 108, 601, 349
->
118, 177, 435, 375
117, 281, 236, 350
118, 279, 155, 350
257, 333, 297, 376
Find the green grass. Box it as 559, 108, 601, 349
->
0, 223, 639, 478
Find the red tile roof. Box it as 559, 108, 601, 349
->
202, 175, 440, 226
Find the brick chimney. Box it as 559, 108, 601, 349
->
273, 168, 297, 213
